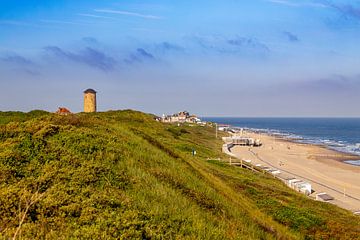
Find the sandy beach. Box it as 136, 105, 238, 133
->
230, 131, 360, 212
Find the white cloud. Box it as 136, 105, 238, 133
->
40, 20, 91, 26
266, 0, 328, 8
94, 9, 162, 20
0, 20, 39, 27
78, 14, 116, 20
267, 0, 299, 7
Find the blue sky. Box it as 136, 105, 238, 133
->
1, 0, 360, 116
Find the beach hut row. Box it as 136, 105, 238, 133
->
254, 164, 312, 196
249, 163, 337, 201
255, 164, 281, 176
220, 140, 312, 196
220, 141, 341, 205
287, 179, 312, 196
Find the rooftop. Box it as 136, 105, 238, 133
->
55, 107, 71, 115
316, 193, 334, 201
84, 88, 97, 94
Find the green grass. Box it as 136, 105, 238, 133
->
0, 110, 48, 125
0, 110, 359, 239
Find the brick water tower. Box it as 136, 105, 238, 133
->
83, 89, 97, 112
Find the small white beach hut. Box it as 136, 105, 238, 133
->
294, 182, 312, 195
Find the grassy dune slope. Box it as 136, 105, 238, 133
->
0, 110, 359, 239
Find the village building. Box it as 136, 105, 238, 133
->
161, 111, 202, 124
186, 115, 199, 123
217, 124, 231, 131
55, 107, 72, 115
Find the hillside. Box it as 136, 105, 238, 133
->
0, 110, 359, 239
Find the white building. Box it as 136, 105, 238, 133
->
161, 111, 201, 123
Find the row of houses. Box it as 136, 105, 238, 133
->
248, 161, 313, 196
250, 162, 337, 202
279, 174, 312, 196
254, 161, 313, 196
160, 111, 202, 124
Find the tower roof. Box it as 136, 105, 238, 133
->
84, 88, 97, 94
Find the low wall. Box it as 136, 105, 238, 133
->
222, 143, 237, 157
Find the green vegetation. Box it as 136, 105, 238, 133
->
0, 110, 359, 239
0, 110, 48, 125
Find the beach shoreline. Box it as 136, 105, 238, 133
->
271, 134, 360, 165
229, 129, 360, 212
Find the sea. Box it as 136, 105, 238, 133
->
202, 118, 360, 166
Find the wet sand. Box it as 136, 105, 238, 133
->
230, 131, 360, 212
